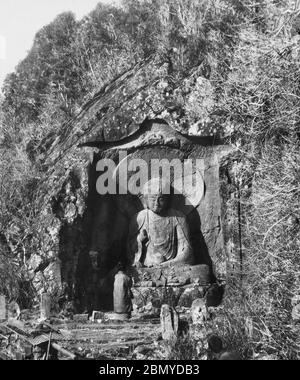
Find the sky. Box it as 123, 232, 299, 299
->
0, 0, 120, 90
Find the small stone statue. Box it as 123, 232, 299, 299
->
160, 304, 179, 342
113, 264, 133, 318
128, 178, 194, 268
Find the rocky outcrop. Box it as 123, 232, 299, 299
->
19, 56, 238, 313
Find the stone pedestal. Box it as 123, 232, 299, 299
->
132, 284, 209, 312
130, 264, 211, 313
129, 264, 211, 287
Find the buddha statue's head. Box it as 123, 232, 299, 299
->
142, 178, 171, 215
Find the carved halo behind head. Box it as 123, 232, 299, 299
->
111, 153, 205, 218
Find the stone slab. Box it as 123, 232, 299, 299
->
40, 293, 51, 320
0, 295, 6, 321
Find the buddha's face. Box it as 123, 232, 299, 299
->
146, 193, 169, 214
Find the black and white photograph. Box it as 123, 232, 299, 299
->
0, 0, 299, 364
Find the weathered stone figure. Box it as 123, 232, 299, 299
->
128, 178, 194, 268
160, 304, 179, 342
113, 264, 133, 317
0, 295, 6, 321
40, 293, 51, 320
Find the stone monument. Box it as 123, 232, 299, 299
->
0, 295, 6, 321
78, 119, 233, 311
160, 304, 179, 342
113, 265, 133, 320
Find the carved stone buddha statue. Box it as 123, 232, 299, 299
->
127, 178, 194, 268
